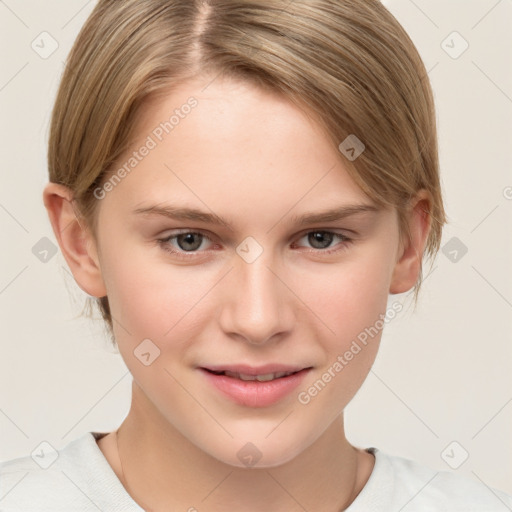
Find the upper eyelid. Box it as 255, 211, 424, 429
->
159, 228, 353, 247
159, 229, 216, 242
294, 227, 355, 237
159, 227, 353, 239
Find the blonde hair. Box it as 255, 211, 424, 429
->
48, 0, 446, 344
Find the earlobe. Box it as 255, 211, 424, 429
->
43, 183, 107, 298
389, 190, 432, 295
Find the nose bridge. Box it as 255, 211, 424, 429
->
219, 243, 292, 344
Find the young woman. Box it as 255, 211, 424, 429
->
1, 1, 510, 510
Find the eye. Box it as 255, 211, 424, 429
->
157, 230, 215, 259
157, 229, 353, 260
293, 230, 352, 254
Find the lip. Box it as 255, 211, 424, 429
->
201, 363, 309, 375
199, 366, 312, 408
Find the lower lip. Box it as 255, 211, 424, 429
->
199, 368, 311, 408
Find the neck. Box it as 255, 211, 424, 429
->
112, 383, 373, 512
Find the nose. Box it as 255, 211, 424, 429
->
218, 247, 295, 345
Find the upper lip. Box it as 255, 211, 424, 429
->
200, 364, 312, 375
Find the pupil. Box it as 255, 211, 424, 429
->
177, 233, 202, 251
309, 231, 333, 249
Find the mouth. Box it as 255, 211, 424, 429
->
199, 365, 313, 407
202, 368, 304, 382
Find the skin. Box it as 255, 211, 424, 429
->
43, 76, 431, 511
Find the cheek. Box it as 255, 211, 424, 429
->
99, 241, 171, 331
296, 256, 391, 415
305, 252, 393, 343
102, 243, 220, 348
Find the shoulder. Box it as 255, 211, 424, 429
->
365, 447, 512, 511
0, 433, 99, 511
0, 432, 142, 511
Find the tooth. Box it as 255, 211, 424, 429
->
238, 373, 259, 381
255, 373, 277, 382
225, 370, 243, 379
221, 371, 296, 381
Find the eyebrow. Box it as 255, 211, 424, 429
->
132, 203, 380, 231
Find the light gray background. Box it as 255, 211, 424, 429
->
1, 0, 511, 498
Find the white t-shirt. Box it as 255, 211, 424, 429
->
1, 431, 511, 511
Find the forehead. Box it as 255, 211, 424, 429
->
99, 77, 378, 226
134, 76, 330, 155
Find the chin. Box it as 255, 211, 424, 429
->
206, 434, 308, 469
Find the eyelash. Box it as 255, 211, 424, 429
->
156, 229, 353, 260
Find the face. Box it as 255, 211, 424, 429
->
88, 77, 404, 467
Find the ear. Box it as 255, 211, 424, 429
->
389, 189, 432, 294
42, 182, 107, 298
